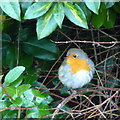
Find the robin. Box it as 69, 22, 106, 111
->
58, 48, 95, 89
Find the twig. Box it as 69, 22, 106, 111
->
51, 91, 77, 119
16, 23, 21, 66
53, 40, 120, 44
90, 26, 98, 64
39, 45, 71, 89
98, 29, 117, 41
96, 52, 120, 66
82, 95, 106, 119
88, 108, 120, 119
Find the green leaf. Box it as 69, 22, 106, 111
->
2, 17, 19, 35
84, 0, 100, 14
24, 89, 34, 101
22, 89, 35, 107
11, 97, 22, 105
6, 44, 18, 68
32, 81, 48, 92
2, 109, 18, 118
103, 9, 116, 29
104, 2, 115, 8
0, 100, 12, 110
41, 93, 53, 104
53, 3, 64, 28
35, 97, 44, 105
37, 7, 57, 39
64, 3, 88, 29
19, 54, 33, 68
32, 89, 44, 98
2, 33, 11, 51
24, 75, 38, 85
24, 2, 52, 19
91, 3, 107, 29
77, 2, 92, 22
9, 76, 23, 87
22, 39, 59, 61
4, 66, 25, 85
24, 89, 53, 106
26, 103, 50, 118
113, 2, 120, 14
0, 0, 21, 21
5, 86, 16, 97
16, 84, 31, 96
22, 99, 35, 108
2, 33, 11, 42
106, 78, 119, 88
20, 2, 33, 15
32, 89, 53, 105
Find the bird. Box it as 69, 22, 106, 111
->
58, 48, 95, 89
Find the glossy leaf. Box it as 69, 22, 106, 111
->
26, 103, 50, 118
84, 0, 100, 14
22, 39, 59, 61
53, 3, 64, 28
11, 97, 22, 105
0, 100, 11, 110
2, 33, 11, 50
91, 4, 107, 29
36, 97, 44, 105
6, 44, 18, 68
24, 2, 52, 19
5, 86, 16, 97
77, 2, 92, 22
32, 89, 44, 98
9, 76, 24, 87
104, 2, 115, 8
2, 33, 11, 42
104, 9, 116, 29
33, 81, 48, 92
113, 2, 120, 14
37, 7, 57, 39
16, 84, 31, 96
41, 93, 54, 104
4, 66, 25, 85
0, 0, 21, 21
22, 98, 35, 108
64, 3, 88, 29
2, 109, 18, 118
23, 89, 34, 101
20, 2, 33, 15
2, 17, 19, 35
35, 93, 53, 105
19, 54, 33, 68
24, 75, 38, 85
22, 89, 35, 107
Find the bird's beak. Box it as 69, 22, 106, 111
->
66, 55, 73, 58
64, 55, 70, 59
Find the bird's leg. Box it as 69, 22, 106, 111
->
68, 89, 77, 99
68, 89, 77, 94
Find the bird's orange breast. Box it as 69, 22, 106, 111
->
66, 57, 91, 74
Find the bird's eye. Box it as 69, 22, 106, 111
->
73, 54, 77, 58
